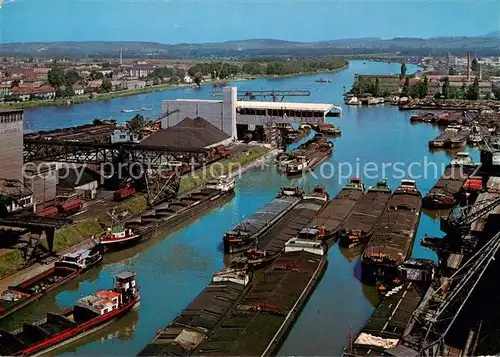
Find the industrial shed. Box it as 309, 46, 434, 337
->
140, 117, 232, 149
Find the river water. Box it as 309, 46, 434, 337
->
2, 61, 480, 356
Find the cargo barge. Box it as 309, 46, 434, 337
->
311, 123, 341, 136
361, 180, 422, 284
0, 271, 139, 356
276, 135, 333, 176
138, 266, 251, 356
244, 186, 328, 267
104, 176, 236, 252
422, 152, 477, 210
445, 128, 470, 149
223, 186, 303, 254
428, 127, 459, 148
311, 178, 365, 239
339, 179, 393, 249
0, 245, 102, 321
194, 245, 328, 356
344, 259, 435, 356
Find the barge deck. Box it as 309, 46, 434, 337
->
277, 135, 333, 176
126, 185, 236, 245
223, 187, 303, 254
256, 194, 327, 256
138, 280, 249, 356
339, 180, 392, 249
194, 250, 327, 356
422, 164, 477, 210
361, 180, 422, 284
311, 179, 365, 239
346, 281, 432, 356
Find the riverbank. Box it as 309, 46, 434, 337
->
0, 146, 272, 282
0, 63, 349, 110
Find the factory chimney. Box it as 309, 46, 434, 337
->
479, 62, 482, 80
119, 46, 123, 66
466, 51, 471, 81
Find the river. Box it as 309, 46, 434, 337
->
2, 60, 479, 356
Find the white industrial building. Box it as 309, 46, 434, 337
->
160, 86, 341, 139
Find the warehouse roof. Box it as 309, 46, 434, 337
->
237, 101, 335, 112
58, 167, 100, 188
140, 117, 230, 149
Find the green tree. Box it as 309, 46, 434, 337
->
194, 74, 202, 87
471, 58, 479, 72
48, 67, 65, 88
442, 77, 450, 99
65, 86, 75, 97
169, 74, 181, 84
89, 71, 104, 80
127, 114, 147, 134
100, 78, 112, 92
64, 70, 80, 87
492, 86, 500, 100
10, 79, 20, 88
2, 57, 7, 63
401, 77, 410, 96
448, 67, 455, 75
400, 63, 407, 78
152, 77, 160, 86
466, 77, 480, 100
419, 76, 429, 98
373, 78, 380, 96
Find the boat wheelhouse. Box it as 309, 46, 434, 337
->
204, 175, 236, 192
0, 272, 139, 356
284, 237, 327, 256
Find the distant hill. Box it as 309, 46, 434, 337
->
1, 34, 499, 58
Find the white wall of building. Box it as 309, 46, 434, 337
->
161, 86, 238, 139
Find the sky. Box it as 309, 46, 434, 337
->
0, 0, 499, 44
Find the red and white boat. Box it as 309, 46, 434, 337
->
0, 271, 140, 356
98, 226, 141, 251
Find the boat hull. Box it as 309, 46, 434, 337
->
338, 231, 369, 249
24, 296, 140, 356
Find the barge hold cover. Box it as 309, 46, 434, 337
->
195, 251, 327, 356
340, 187, 392, 242
257, 199, 326, 255
311, 186, 364, 236
138, 281, 247, 356
362, 183, 422, 267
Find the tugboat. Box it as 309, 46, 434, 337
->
98, 214, 142, 252
0, 272, 140, 356
450, 152, 474, 167
204, 175, 236, 192
0, 245, 103, 321
245, 248, 273, 269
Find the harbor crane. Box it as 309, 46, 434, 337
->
211, 87, 311, 102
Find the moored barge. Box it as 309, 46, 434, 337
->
0, 271, 139, 356
361, 180, 422, 284
138, 266, 251, 356
311, 123, 341, 136
0, 245, 102, 321
193, 246, 327, 356
243, 186, 329, 267
422, 152, 477, 210
223, 186, 303, 254
112, 176, 236, 251
311, 177, 365, 239
339, 179, 393, 249
428, 127, 458, 148
277, 135, 333, 176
